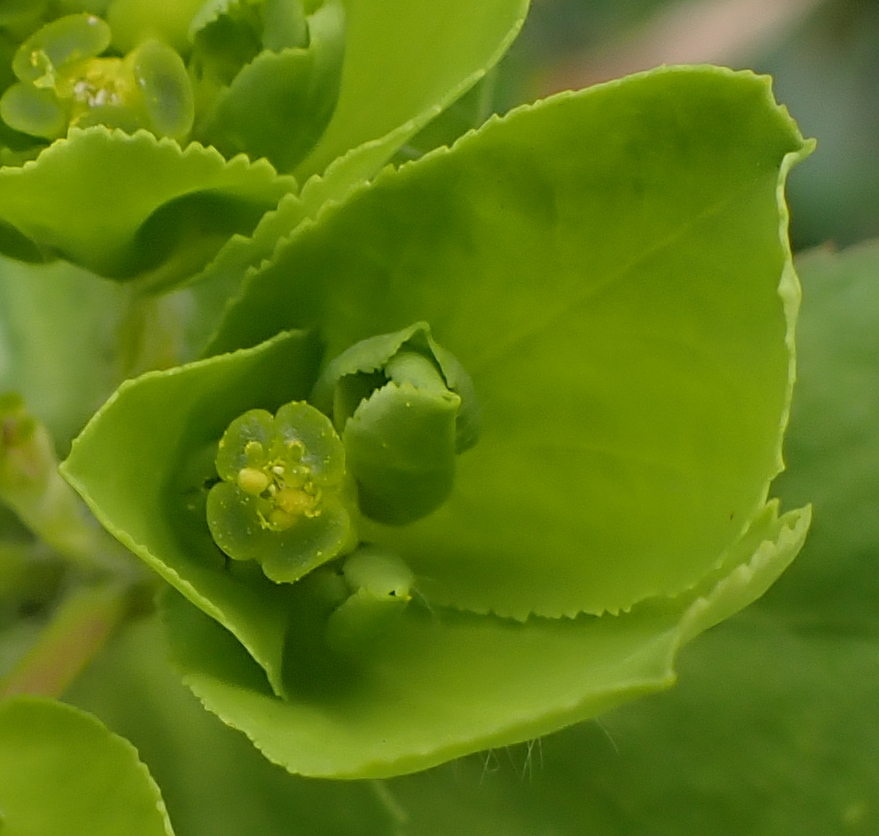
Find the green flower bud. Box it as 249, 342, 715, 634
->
206, 400, 357, 584
311, 323, 480, 526
324, 547, 415, 653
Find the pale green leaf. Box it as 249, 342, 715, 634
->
61, 330, 322, 696
162, 504, 808, 778
0, 697, 174, 836
211, 66, 811, 619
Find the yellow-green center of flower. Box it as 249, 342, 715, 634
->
235, 439, 322, 532
56, 56, 133, 121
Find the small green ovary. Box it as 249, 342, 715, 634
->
324, 547, 415, 652
207, 401, 356, 584
231, 436, 320, 532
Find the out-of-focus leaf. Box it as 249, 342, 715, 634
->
765, 241, 879, 631
66, 616, 400, 836
294, 0, 531, 186
0, 127, 295, 287
0, 696, 175, 836
0, 255, 124, 451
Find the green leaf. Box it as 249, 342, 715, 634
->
293, 0, 531, 186
61, 66, 812, 780
191, 0, 345, 173
487, 239, 879, 836
162, 503, 808, 778
67, 616, 401, 836
386, 614, 879, 836
171, 190, 311, 357
0, 126, 295, 286
211, 66, 811, 619
0, 696, 174, 836
0, 256, 124, 449
384, 241, 879, 836
61, 330, 323, 696
183, 0, 530, 332
766, 241, 879, 633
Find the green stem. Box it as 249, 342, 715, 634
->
116, 284, 189, 379
1, 393, 138, 577
475, 65, 498, 126
0, 581, 134, 699
370, 780, 409, 827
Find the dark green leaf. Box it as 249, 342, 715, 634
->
766, 241, 879, 632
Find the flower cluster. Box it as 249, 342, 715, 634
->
0, 1, 809, 781
0, 0, 344, 170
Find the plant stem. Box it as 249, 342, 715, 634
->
371, 780, 409, 828
1, 393, 138, 577
116, 284, 189, 379
0, 581, 134, 699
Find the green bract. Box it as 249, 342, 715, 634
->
61, 66, 812, 778
187, 0, 344, 173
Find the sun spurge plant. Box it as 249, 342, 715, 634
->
0, 0, 813, 829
